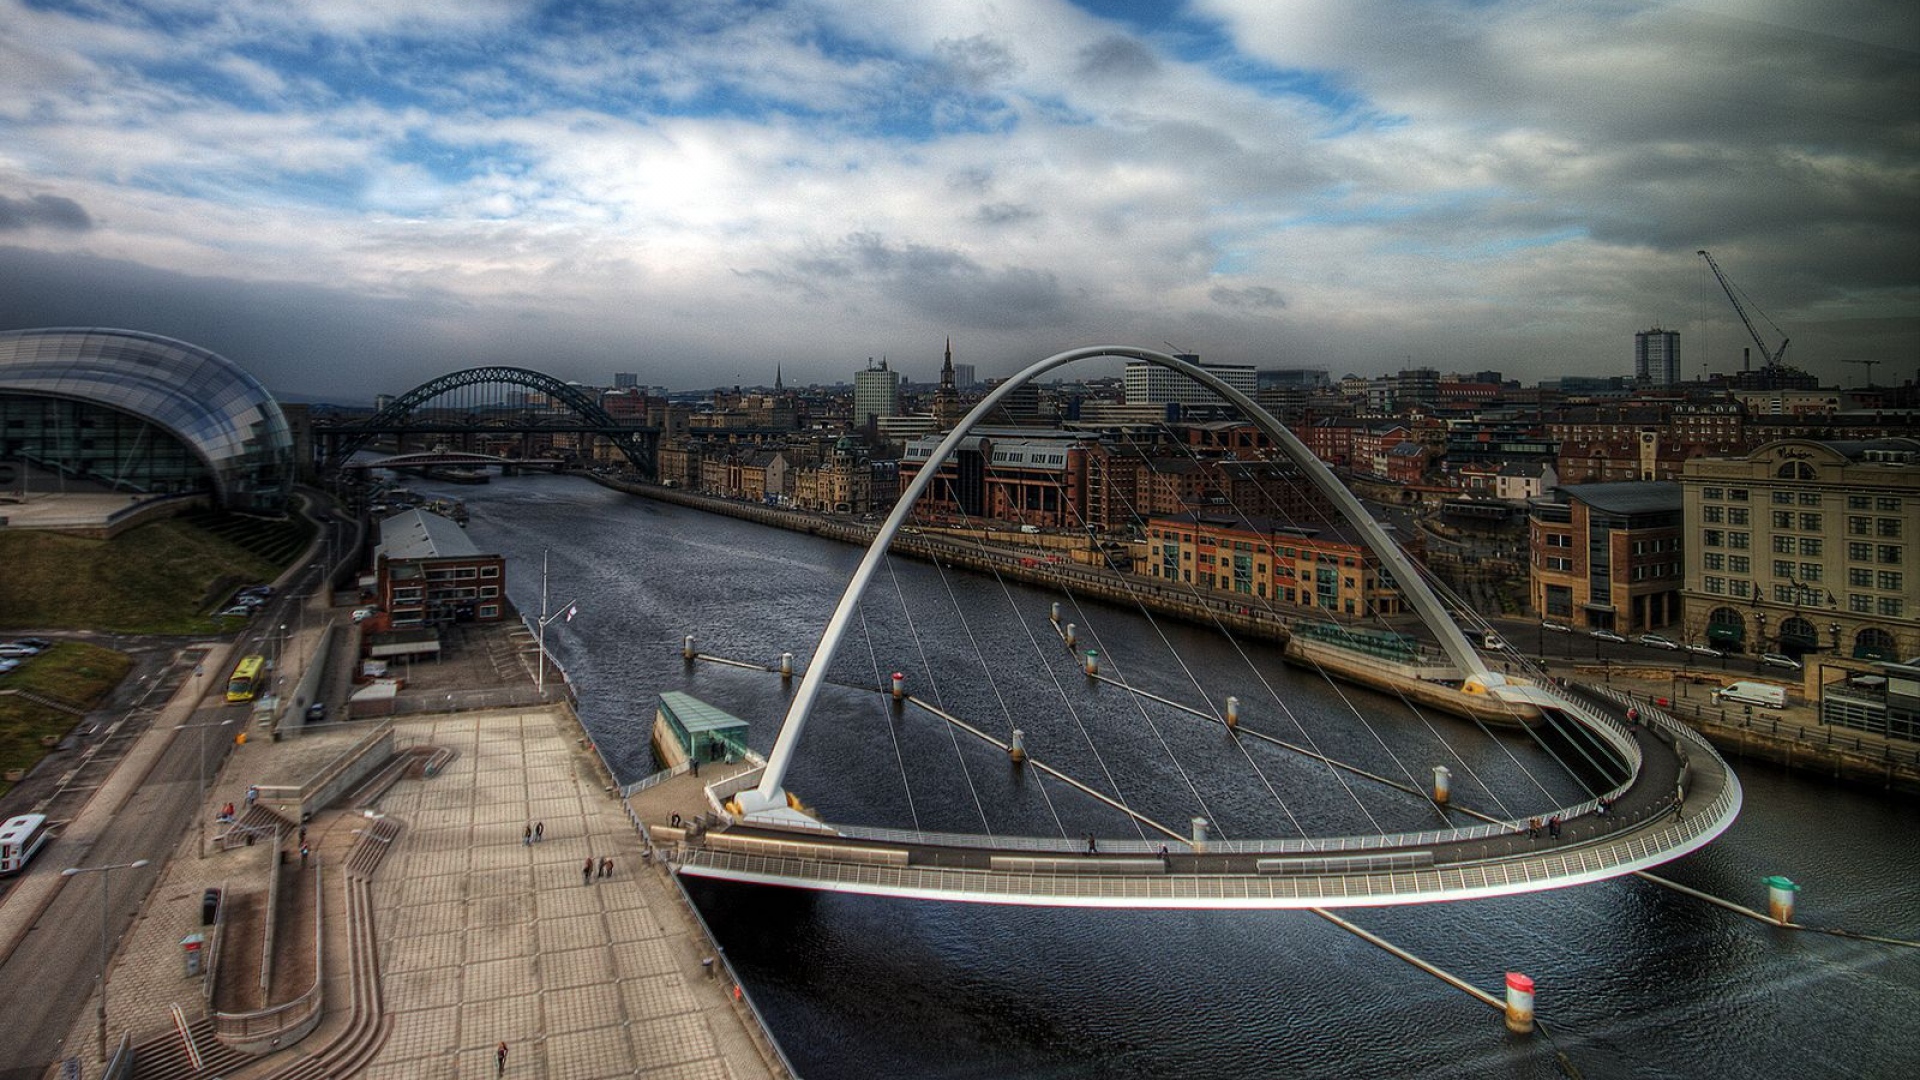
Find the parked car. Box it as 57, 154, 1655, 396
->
352, 606, 379, 623
14, 637, 52, 650
1685, 642, 1725, 658
216, 606, 255, 619
0, 643, 42, 658
1588, 629, 1626, 643
1637, 634, 1681, 650
1760, 652, 1803, 671
306, 702, 326, 722
1540, 620, 1572, 633
237, 585, 274, 599
0, 658, 19, 675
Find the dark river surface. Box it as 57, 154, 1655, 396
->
430, 473, 1920, 1079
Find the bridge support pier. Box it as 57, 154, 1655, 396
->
1191, 817, 1209, 854
1504, 973, 1535, 1034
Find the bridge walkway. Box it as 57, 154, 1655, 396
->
643, 689, 1732, 907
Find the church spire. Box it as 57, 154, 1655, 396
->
775, 363, 783, 391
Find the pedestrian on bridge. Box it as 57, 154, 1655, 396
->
1548, 815, 1561, 839
496, 1041, 508, 1075
583, 857, 594, 885
1527, 817, 1541, 839
524, 823, 532, 845
534, 821, 543, 842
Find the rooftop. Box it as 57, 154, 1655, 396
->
376, 508, 483, 561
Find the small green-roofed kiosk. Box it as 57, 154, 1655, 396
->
655, 691, 749, 766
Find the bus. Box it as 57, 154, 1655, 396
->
226, 654, 267, 703
0, 813, 52, 875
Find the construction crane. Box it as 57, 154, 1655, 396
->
1844, 358, 1882, 387
1698, 249, 1790, 369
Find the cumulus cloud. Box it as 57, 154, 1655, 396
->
0, 0, 1910, 393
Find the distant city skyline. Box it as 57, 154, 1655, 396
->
1, 1, 1913, 399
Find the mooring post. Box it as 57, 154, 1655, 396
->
1009, 728, 1027, 764
1050, 602, 1061, 624
1191, 817, 1209, 854
891, 672, 905, 700
1432, 765, 1452, 805
1225, 695, 1240, 730
780, 651, 793, 679
1084, 650, 1099, 676
1064, 622, 1077, 648
682, 634, 695, 661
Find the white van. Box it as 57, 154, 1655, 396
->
1713, 680, 1787, 709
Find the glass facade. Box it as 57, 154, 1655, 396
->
0, 328, 293, 510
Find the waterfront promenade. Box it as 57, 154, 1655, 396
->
1, 612, 782, 1079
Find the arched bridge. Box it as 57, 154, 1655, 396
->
316, 366, 658, 478
647, 345, 1741, 909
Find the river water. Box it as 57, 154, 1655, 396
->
430, 474, 1920, 1079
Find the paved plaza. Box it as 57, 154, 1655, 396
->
25, 701, 779, 1080
360, 709, 772, 1080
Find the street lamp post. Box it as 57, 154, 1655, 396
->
176, 717, 234, 858
535, 549, 579, 697
62, 858, 151, 1062
1756, 612, 1769, 658
1829, 622, 1842, 656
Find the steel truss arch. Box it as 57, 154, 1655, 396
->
330, 366, 654, 475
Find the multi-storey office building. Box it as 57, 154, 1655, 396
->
1528, 482, 1684, 634
1681, 438, 1919, 661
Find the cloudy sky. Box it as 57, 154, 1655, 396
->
1, 0, 1914, 400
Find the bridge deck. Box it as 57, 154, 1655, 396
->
652, 691, 1735, 909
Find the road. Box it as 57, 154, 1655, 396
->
0, 577, 324, 1078
0, 655, 219, 1078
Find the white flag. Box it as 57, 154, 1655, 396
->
565, 604, 578, 622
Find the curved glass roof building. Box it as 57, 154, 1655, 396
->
0, 328, 294, 511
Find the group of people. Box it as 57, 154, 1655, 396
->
582, 856, 614, 883
522, 821, 545, 844
1524, 815, 1564, 840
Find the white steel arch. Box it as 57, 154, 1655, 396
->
733, 345, 1503, 821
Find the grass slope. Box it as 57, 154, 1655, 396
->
0, 514, 306, 634
0, 641, 134, 793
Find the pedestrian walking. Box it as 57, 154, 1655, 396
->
583, 858, 594, 885
524, 824, 532, 846
1085, 834, 1098, 855
691, 757, 700, 778
1527, 817, 1540, 839
1548, 815, 1561, 839
245, 785, 258, 809
534, 822, 543, 842
496, 1041, 508, 1075
600, 856, 612, 878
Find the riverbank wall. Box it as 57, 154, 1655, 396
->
588, 475, 1552, 725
